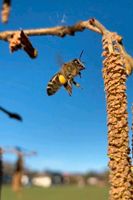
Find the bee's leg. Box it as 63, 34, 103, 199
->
72, 80, 80, 88
79, 72, 81, 78
64, 82, 72, 96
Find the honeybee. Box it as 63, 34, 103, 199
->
47, 51, 85, 96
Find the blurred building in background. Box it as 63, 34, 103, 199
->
3, 161, 109, 188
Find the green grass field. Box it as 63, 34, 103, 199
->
2, 185, 108, 200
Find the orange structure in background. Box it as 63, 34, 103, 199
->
12, 150, 23, 193
11, 147, 36, 195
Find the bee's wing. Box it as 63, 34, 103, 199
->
56, 54, 64, 68
47, 73, 62, 96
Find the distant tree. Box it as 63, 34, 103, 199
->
8, 147, 36, 197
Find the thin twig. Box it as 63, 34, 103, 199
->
89, 18, 108, 34
0, 106, 22, 121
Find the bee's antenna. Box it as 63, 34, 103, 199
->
79, 50, 84, 60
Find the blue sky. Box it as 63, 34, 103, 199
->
1, 0, 133, 173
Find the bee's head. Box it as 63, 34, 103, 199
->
72, 58, 85, 71
72, 50, 85, 71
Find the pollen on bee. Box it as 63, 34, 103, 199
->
33, 49, 38, 58
58, 75, 67, 84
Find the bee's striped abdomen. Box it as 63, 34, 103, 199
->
47, 73, 62, 96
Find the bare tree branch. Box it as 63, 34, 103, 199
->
0, 19, 104, 41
